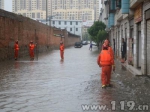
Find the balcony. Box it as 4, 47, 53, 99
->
130, 0, 144, 9
116, 9, 123, 22
123, 14, 129, 19
114, 13, 120, 26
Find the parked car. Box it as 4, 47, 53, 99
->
82, 41, 88, 45
74, 42, 82, 48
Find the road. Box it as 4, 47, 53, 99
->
0, 45, 102, 112
0, 45, 150, 112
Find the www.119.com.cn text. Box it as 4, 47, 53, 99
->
81, 101, 149, 111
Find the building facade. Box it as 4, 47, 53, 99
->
99, 0, 109, 26
16, 10, 46, 19
51, 19, 82, 38
50, 0, 99, 21
0, 0, 4, 9
12, 0, 100, 21
101, 0, 150, 75
12, 0, 46, 19
12, 0, 46, 12
53, 8, 94, 20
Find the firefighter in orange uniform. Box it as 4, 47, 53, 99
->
97, 39, 115, 88
14, 40, 19, 60
29, 41, 36, 60
60, 41, 64, 59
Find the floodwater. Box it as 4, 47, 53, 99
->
0, 45, 150, 112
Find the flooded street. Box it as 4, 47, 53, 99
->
0, 45, 150, 112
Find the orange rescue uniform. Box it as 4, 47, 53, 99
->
29, 44, 35, 58
14, 43, 19, 59
60, 44, 64, 59
97, 46, 114, 86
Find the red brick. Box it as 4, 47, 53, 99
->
0, 9, 80, 61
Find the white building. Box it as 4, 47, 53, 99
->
16, 10, 46, 19
49, 0, 100, 21
0, 0, 4, 9
12, 0, 46, 19
12, 0, 46, 12
51, 19, 83, 39
12, 0, 100, 21
99, 0, 109, 27
53, 8, 95, 21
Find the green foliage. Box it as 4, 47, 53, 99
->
88, 21, 108, 46
97, 30, 108, 43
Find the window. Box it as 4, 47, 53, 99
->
76, 28, 78, 31
32, 13, 35, 18
37, 13, 40, 18
70, 21, 72, 25
59, 21, 61, 25
70, 28, 72, 31
76, 22, 78, 25
64, 21, 67, 25
53, 21, 55, 24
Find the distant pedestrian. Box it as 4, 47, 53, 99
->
60, 41, 64, 60
89, 42, 92, 51
97, 39, 115, 88
132, 38, 134, 54
29, 41, 36, 60
14, 40, 19, 60
121, 38, 126, 63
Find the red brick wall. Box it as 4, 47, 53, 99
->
0, 9, 80, 61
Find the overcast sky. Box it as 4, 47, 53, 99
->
4, 0, 12, 12
4, 0, 101, 12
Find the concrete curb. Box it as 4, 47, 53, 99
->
120, 60, 143, 76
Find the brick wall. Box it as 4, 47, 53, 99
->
0, 9, 80, 61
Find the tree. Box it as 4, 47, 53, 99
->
88, 21, 108, 48
97, 30, 108, 43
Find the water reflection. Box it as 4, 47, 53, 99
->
0, 46, 103, 112
14, 61, 19, 69
60, 59, 64, 64
96, 90, 116, 112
